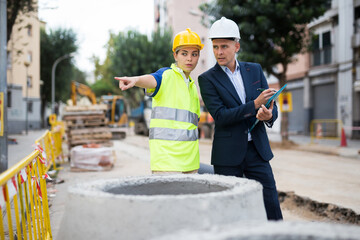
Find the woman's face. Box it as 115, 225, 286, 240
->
173, 46, 200, 77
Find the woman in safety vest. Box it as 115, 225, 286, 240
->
114, 28, 203, 174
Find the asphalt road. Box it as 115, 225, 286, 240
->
5, 130, 360, 238
116, 134, 360, 213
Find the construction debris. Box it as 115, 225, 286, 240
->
63, 103, 113, 150
70, 144, 115, 171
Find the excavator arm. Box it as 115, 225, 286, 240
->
71, 81, 97, 105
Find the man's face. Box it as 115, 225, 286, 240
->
212, 39, 240, 68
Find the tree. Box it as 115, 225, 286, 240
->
93, 28, 173, 107
40, 27, 79, 124
200, 0, 329, 141
7, 0, 36, 43
91, 51, 119, 96
72, 67, 87, 84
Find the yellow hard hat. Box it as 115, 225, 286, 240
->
172, 28, 204, 52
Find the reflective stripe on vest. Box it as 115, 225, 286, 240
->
149, 128, 198, 141
151, 106, 198, 126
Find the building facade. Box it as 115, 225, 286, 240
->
6, 8, 41, 134
155, 0, 360, 139
286, 0, 360, 139
154, 0, 215, 87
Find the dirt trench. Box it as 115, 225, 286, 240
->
279, 191, 360, 225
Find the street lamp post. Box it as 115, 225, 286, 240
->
51, 53, 74, 114
24, 61, 30, 135
0, 0, 8, 172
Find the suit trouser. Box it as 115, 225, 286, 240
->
213, 141, 283, 220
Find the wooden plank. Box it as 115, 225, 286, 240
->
69, 127, 110, 135
69, 138, 112, 145
63, 114, 106, 120
64, 118, 108, 128
64, 104, 108, 112
71, 133, 112, 140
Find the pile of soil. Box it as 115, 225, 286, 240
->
279, 191, 360, 225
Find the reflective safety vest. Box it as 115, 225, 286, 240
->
149, 64, 200, 172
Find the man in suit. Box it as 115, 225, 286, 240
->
198, 17, 283, 220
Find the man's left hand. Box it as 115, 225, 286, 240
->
256, 101, 273, 121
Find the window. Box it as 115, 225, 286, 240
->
27, 51, 32, 63
28, 101, 33, 113
7, 90, 11, 108
322, 32, 331, 64
312, 35, 321, 66
27, 76, 32, 88
27, 25, 32, 37
7, 51, 12, 69
312, 31, 332, 66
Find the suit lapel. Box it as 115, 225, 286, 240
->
213, 63, 242, 105
239, 62, 252, 102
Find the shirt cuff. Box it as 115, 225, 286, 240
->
265, 117, 273, 128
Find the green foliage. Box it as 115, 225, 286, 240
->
72, 68, 87, 84
92, 28, 173, 106
91, 79, 119, 97
40, 27, 79, 103
200, 0, 329, 85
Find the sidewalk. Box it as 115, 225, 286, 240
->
267, 131, 360, 159
7, 129, 46, 168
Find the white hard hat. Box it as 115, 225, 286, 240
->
209, 17, 241, 40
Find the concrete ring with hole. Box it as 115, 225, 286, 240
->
58, 174, 267, 240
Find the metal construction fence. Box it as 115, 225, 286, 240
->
0, 121, 64, 240
35, 130, 62, 172
310, 119, 343, 143
0, 151, 52, 240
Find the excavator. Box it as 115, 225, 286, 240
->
100, 95, 129, 127
70, 81, 129, 139
71, 81, 97, 106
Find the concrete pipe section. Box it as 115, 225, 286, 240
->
153, 221, 360, 240
57, 174, 267, 240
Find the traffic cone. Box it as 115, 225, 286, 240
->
200, 129, 205, 139
316, 123, 323, 139
340, 127, 347, 147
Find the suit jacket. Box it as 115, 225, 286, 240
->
198, 61, 278, 166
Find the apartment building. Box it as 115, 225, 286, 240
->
285, 0, 360, 139
154, 0, 360, 139
6, 8, 41, 134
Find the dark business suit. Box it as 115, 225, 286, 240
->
198, 61, 283, 220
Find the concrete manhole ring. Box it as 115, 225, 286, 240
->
58, 174, 267, 240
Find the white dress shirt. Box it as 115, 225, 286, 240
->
220, 60, 252, 141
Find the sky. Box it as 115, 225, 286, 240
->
38, 0, 155, 81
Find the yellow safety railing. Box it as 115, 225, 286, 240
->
0, 151, 52, 240
310, 119, 343, 143
49, 114, 65, 166
35, 127, 64, 172
35, 131, 57, 172
51, 122, 65, 165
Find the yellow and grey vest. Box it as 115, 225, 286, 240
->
148, 64, 200, 171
